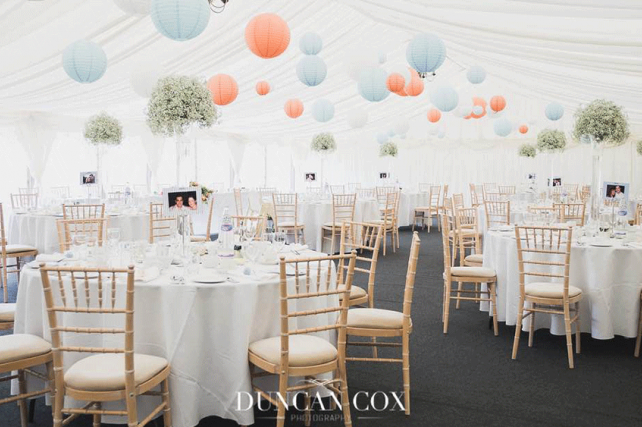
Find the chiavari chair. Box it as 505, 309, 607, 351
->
272, 193, 305, 244
108, 192, 125, 201
482, 183, 497, 196
453, 207, 484, 309
10, 193, 38, 210
233, 188, 244, 216
498, 185, 516, 196
563, 184, 579, 198
19, 187, 37, 195
191, 197, 216, 242
347, 182, 361, 192
554, 202, 586, 226
437, 184, 449, 222
248, 252, 357, 427
356, 188, 375, 199
346, 232, 420, 415
1, 203, 38, 303
257, 187, 276, 204
469, 184, 483, 208
636, 204, 642, 226
322, 194, 357, 254
149, 203, 175, 244
39, 264, 172, 426
635, 291, 642, 357
441, 215, 499, 335
484, 200, 510, 228
337, 221, 383, 307
56, 218, 106, 252
50, 186, 70, 199
232, 215, 266, 240
62, 204, 105, 220
412, 185, 441, 232
375, 186, 396, 208
512, 225, 582, 369
373, 192, 398, 256
452, 193, 465, 209
483, 192, 501, 202
331, 185, 346, 194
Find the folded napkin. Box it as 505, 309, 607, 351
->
135, 266, 160, 282
36, 253, 65, 263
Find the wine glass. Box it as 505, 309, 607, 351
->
71, 234, 86, 259
155, 244, 173, 273
273, 230, 287, 253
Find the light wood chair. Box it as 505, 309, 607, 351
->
635, 290, 642, 357
56, 218, 106, 252
330, 185, 346, 194
636, 204, 642, 226
233, 188, 244, 216
62, 204, 105, 220
272, 193, 305, 244
441, 215, 499, 335
191, 198, 216, 242
257, 187, 276, 204
1, 203, 38, 303
307, 186, 323, 194
248, 252, 357, 427
469, 184, 483, 208
554, 203, 586, 226
563, 184, 579, 198
39, 264, 172, 426
11, 193, 39, 210
512, 225, 582, 369
484, 200, 510, 228
18, 187, 38, 195
232, 215, 266, 240
107, 192, 125, 201
374, 192, 398, 256
338, 222, 383, 307
321, 194, 357, 254
412, 185, 441, 232
482, 183, 497, 196
0, 301, 16, 331
437, 184, 449, 221
483, 192, 502, 202
0, 333, 54, 427
498, 185, 516, 196
356, 188, 375, 199
579, 185, 591, 204
452, 193, 465, 209
149, 203, 175, 244
455, 207, 483, 268
346, 231, 420, 415
51, 186, 71, 199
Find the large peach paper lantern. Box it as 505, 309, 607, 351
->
284, 99, 304, 118
427, 108, 441, 123
245, 13, 290, 59
207, 74, 238, 106
405, 69, 424, 97
490, 95, 506, 113
386, 73, 405, 93
471, 97, 487, 119
255, 81, 270, 96
519, 124, 529, 134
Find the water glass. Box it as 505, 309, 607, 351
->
155, 244, 173, 272
273, 231, 287, 252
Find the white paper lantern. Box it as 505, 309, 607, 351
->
494, 118, 513, 137
406, 33, 446, 75
312, 99, 334, 122
466, 65, 486, 84
437, 129, 446, 139
358, 67, 390, 102
377, 132, 389, 144
62, 40, 107, 83
150, 0, 210, 41
347, 110, 368, 129
130, 68, 163, 98
113, 0, 150, 15
472, 105, 484, 116
545, 102, 564, 121
430, 85, 459, 112
393, 119, 410, 135
297, 56, 327, 86
299, 32, 323, 55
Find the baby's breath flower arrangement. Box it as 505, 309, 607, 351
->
311, 133, 337, 153
636, 140, 642, 156
536, 129, 566, 153
84, 113, 123, 146
573, 99, 630, 145
518, 144, 537, 158
379, 142, 398, 157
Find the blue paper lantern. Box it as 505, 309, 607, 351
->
377, 132, 389, 144
358, 67, 390, 102
62, 40, 107, 83
299, 32, 323, 55
387, 129, 395, 137
494, 118, 513, 137
312, 99, 334, 122
296, 56, 327, 87
472, 105, 484, 115
545, 102, 564, 121
150, 0, 210, 41
467, 65, 486, 84
406, 33, 446, 75
430, 85, 459, 112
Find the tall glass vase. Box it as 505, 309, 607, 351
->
589, 140, 603, 224
547, 152, 556, 201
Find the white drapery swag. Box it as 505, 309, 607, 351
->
17, 114, 56, 186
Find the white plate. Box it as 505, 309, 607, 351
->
590, 242, 613, 247
191, 274, 227, 284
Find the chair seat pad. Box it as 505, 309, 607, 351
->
0, 334, 51, 364
465, 254, 484, 263
322, 221, 348, 228
450, 266, 496, 278
525, 282, 582, 299
277, 221, 302, 228
0, 303, 16, 322
5, 244, 37, 254
347, 308, 406, 329
338, 285, 368, 300
190, 236, 207, 242
249, 335, 337, 367
64, 353, 168, 392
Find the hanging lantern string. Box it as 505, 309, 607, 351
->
208, 0, 229, 13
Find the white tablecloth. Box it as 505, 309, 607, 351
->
482, 231, 642, 339
14, 250, 337, 426
398, 192, 430, 227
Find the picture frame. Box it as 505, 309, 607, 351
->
80, 171, 98, 185
379, 172, 389, 179
604, 181, 628, 204
547, 176, 562, 187
304, 172, 316, 182
163, 186, 203, 216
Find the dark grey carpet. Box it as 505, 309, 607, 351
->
2, 229, 642, 426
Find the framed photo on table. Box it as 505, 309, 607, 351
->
163, 187, 203, 216
547, 176, 561, 187
604, 181, 628, 204
80, 171, 98, 185
379, 172, 389, 179
304, 172, 316, 182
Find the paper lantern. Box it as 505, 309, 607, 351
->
378, 50, 387, 64
490, 95, 506, 113
519, 124, 529, 134
299, 32, 322, 55
387, 129, 395, 137
472, 106, 483, 115
255, 81, 270, 96
437, 128, 446, 139
207, 74, 238, 106
62, 40, 107, 83
394, 119, 410, 135
312, 99, 334, 122
284, 99, 304, 118
406, 33, 446, 75
405, 69, 424, 97
358, 67, 390, 102
113, 0, 150, 15
245, 13, 290, 59
494, 118, 513, 137
377, 132, 389, 144
386, 73, 405, 93
396, 88, 408, 97
545, 102, 564, 121
454, 98, 473, 118
130, 68, 162, 98
150, 0, 210, 41
347, 110, 368, 128
430, 85, 459, 112
471, 97, 487, 119
467, 65, 486, 84
427, 108, 441, 123
296, 56, 327, 87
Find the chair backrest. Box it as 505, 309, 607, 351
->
514, 225, 573, 298
356, 188, 375, 199
50, 186, 70, 199
469, 184, 479, 206
232, 215, 266, 240
0, 203, 8, 255
441, 215, 454, 272
149, 203, 175, 243
203, 197, 216, 239
554, 203, 586, 226
455, 207, 481, 254
277, 252, 357, 368
441, 184, 449, 202
375, 186, 396, 206
429, 185, 441, 208
332, 194, 357, 225
452, 193, 465, 208
484, 200, 510, 228
258, 187, 276, 203
636, 204, 642, 226
483, 192, 501, 202
338, 221, 383, 307
498, 185, 516, 196
330, 185, 345, 194
233, 188, 244, 216
19, 187, 37, 194
402, 232, 421, 321
483, 183, 498, 195
380, 192, 397, 228
10, 193, 38, 209
63, 204, 105, 220
56, 218, 106, 252
273, 193, 299, 228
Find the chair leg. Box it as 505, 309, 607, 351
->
443, 278, 452, 334
304, 389, 311, 427
330, 229, 336, 255
161, 377, 172, 426
294, 227, 299, 244
490, 283, 499, 336
1, 256, 7, 303
93, 402, 101, 427
276, 371, 288, 427
575, 301, 581, 354
338, 364, 352, 427
635, 299, 642, 357
455, 281, 462, 310
17, 370, 28, 427
382, 229, 387, 256
528, 305, 535, 347
563, 303, 575, 369
512, 297, 525, 360
402, 331, 410, 416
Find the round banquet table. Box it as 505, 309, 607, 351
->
397, 192, 430, 228
14, 248, 337, 426
481, 230, 642, 339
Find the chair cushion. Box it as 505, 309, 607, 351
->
525, 282, 582, 299
190, 236, 207, 242
64, 353, 168, 392
0, 334, 51, 364
5, 244, 37, 254
450, 266, 496, 278
249, 335, 337, 367
338, 285, 367, 300
347, 308, 406, 329
0, 303, 16, 322
465, 254, 484, 263
277, 221, 302, 228
322, 221, 348, 228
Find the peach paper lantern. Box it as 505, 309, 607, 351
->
490, 95, 506, 112
464, 114, 472, 120
284, 99, 304, 118
427, 108, 441, 123
396, 87, 408, 97
519, 124, 529, 134
386, 73, 405, 93
255, 81, 270, 96
207, 74, 238, 106
245, 13, 290, 59
471, 97, 487, 119
405, 69, 424, 97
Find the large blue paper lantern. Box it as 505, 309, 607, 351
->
150, 0, 210, 41
494, 118, 513, 137
358, 67, 390, 102
62, 40, 107, 83
545, 102, 564, 121
430, 85, 459, 112
296, 56, 327, 87
312, 99, 334, 122
406, 33, 446, 75
299, 32, 322, 55
467, 65, 486, 84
